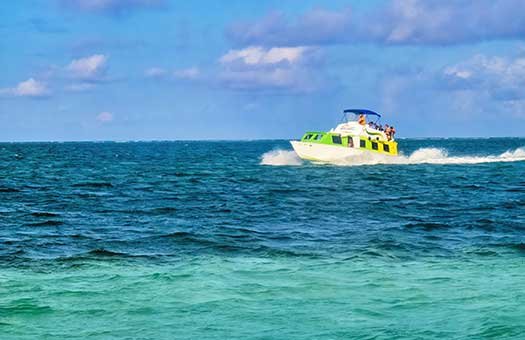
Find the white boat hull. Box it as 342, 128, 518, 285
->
290, 141, 366, 162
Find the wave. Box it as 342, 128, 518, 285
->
156, 231, 311, 256
55, 249, 147, 262
0, 299, 53, 316
149, 207, 178, 214
30, 211, 60, 217
262, 147, 525, 166
0, 187, 20, 193
86, 249, 128, 257
27, 220, 64, 227
404, 222, 451, 231
260, 150, 303, 166
72, 182, 113, 188
498, 243, 525, 252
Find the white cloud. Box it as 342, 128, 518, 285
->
145, 67, 167, 78
444, 68, 472, 80
218, 46, 327, 93
503, 99, 525, 118
13, 79, 49, 96
66, 54, 107, 79
145, 47, 324, 93
443, 54, 525, 101
220, 46, 309, 65
220, 68, 296, 89
428, 52, 525, 120
218, 45, 330, 93
173, 67, 200, 80
228, 1, 525, 46
60, 0, 165, 14
96, 111, 114, 123
145, 66, 200, 80
0, 78, 50, 97
219, 66, 327, 93
66, 83, 95, 92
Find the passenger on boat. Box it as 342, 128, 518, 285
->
385, 126, 396, 140
385, 125, 392, 140
358, 114, 366, 125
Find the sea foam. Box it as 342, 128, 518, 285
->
394, 147, 525, 166
262, 147, 525, 166
260, 150, 303, 166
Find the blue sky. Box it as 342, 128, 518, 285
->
1, 0, 525, 141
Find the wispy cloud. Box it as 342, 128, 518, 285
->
96, 111, 114, 123
227, 0, 525, 47
0, 78, 50, 98
173, 67, 200, 80
442, 53, 525, 118
218, 68, 309, 92
372, 0, 525, 45
145, 66, 201, 80
145, 46, 328, 93
220, 46, 310, 66
29, 18, 68, 34
218, 46, 329, 93
379, 51, 525, 120
442, 53, 525, 101
145, 67, 168, 78
65, 83, 96, 92
70, 38, 146, 56
1, 55, 110, 99
59, 0, 165, 15
66, 54, 108, 80
227, 10, 352, 47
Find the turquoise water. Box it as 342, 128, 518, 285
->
1, 139, 525, 339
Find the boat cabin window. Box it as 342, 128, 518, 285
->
360, 139, 366, 148
315, 134, 323, 140
383, 144, 390, 153
348, 138, 354, 148
331, 135, 342, 144
304, 134, 313, 140
371, 142, 378, 150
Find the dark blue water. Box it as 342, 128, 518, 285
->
1, 139, 524, 339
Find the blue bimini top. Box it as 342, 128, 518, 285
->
343, 109, 382, 118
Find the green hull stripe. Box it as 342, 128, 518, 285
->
364, 129, 383, 136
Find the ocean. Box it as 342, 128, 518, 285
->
1, 138, 524, 339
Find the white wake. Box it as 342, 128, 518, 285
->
332, 147, 525, 166
261, 147, 525, 166
260, 150, 303, 166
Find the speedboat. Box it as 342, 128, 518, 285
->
290, 109, 398, 162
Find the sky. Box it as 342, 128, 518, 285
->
1, 0, 525, 141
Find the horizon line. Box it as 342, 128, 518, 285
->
1, 136, 525, 143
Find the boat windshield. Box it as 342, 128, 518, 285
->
341, 109, 381, 124
340, 108, 397, 140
